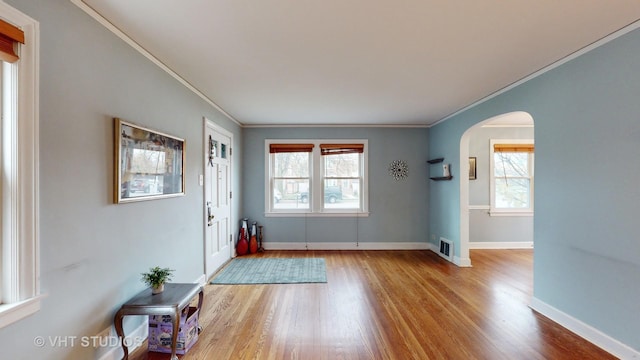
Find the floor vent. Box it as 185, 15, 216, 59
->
438, 237, 454, 262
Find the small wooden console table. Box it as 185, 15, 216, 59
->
114, 283, 204, 360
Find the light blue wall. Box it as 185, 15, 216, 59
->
429, 28, 640, 350
7, 0, 638, 356
469, 126, 534, 244
1, 1, 242, 359
427, 119, 463, 251
242, 127, 429, 245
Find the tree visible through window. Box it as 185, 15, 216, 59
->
321, 144, 363, 210
271, 145, 311, 210
266, 140, 368, 215
491, 141, 534, 214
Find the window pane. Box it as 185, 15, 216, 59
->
273, 179, 309, 210
266, 140, 368, 214
495, 178, 530, 208
494, 152, 529, 177
274, 152, 309, 177
324, 153, 359, 177
323, 179, 360, 209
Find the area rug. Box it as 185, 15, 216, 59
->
210, 258, 327, 284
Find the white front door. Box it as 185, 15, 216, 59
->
204, 119, 233, 279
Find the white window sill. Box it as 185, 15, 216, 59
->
265, 211, 370, 218
0, 294, 46, 329
489, 211, 534, 217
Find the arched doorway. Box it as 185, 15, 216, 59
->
458, 111, 534, 265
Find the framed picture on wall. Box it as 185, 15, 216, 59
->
469, 157, 477, 180
114, 118, 185, 203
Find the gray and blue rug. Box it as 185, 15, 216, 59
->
210, 258, 327, 284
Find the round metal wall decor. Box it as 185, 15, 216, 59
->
388, 160, 409, 180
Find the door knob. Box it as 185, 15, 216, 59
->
206, 202, 214, 226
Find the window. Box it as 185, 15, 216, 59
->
0, 3, 41, 329
490, 140, 534, 216
269, 143, 312, 211
266, 140, 368, 216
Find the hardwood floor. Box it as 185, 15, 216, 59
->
131, 250, 615, 360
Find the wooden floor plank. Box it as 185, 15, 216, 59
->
131, 250, 615, 360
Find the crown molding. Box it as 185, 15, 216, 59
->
70, 0, 242, 127
432, 19, 640, 127
244, 123, 429, 128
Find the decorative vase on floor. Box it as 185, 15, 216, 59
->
258, 225, 265, 252
249, 222, 258, 254
237, 218, 250, 256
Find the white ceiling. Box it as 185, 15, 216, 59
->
78, 0, 640, 127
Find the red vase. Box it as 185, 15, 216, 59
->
237, 227, 249, 255
249, 222, 258, 254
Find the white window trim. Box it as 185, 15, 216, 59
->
264, 139, 369, 217
489, 139, 534, 217
0, 1, 42, 329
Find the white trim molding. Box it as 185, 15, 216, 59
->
194, 274, 207, 287
70, 0, 241, 126
265, 212, 370, 218
426, 242, 472, 267
264, 242, 430, 251
454, 256, 472, 267
481, 124, 534, 128
530, 297, 640, 359
469, 241, 533, 249
96, 321, 148, 360
245, 123, 429, 128
468, 205, 490, 210
0, 294, 45, 329
434, 19, 640, 126
0, 0, 42, 329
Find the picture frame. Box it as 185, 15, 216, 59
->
114, 118, 185, 203
469, 157, 477, 180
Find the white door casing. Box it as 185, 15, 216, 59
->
204, 118, 233, 278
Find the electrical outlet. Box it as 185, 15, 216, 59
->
431, 234, 436, 241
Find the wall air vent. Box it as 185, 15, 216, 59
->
438, 237, 454, 262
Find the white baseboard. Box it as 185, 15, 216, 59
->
263, 242, 430, 251
453, 256, 472, 267
469, 241, 534, 249
426, 242, 438, 252
263, 241, 473, 267
194, 273, 207, 286
96, 321, 148, 360
426, 242, 472, 267
530, 297, 640, 359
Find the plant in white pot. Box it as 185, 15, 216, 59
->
141, 266, 174, 294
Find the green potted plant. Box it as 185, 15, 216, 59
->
141, 266, 174, 294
